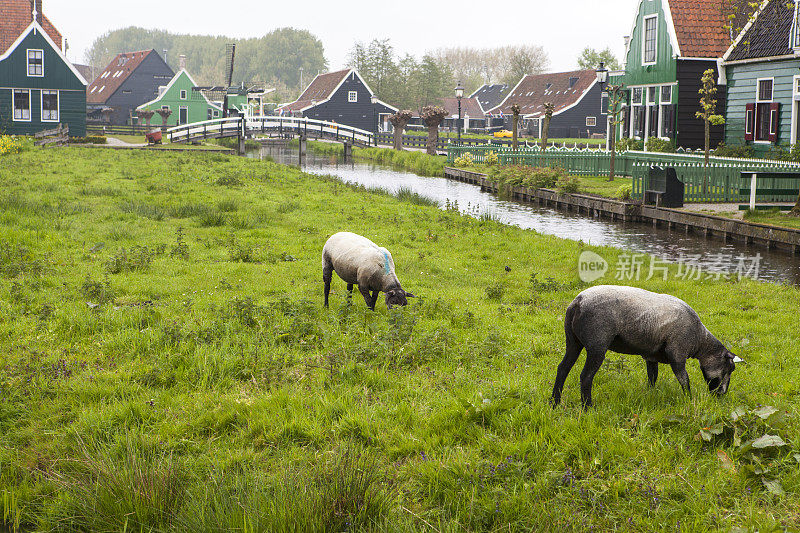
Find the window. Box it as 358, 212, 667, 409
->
661, 85, 672, 104
41, 90, 59, 122
755, 78, 775, 142
601, 93, 609, 115
213, 110, 220, 118
13, 90, 31, 121
648, 86, 658, 104
348, 91, 357, 102
180, 90, 187, 100
569, 77, 579, 89
586, 116, 597, 127
545, 83, 552, 91
660, 103, 675, 138
207, 108, 213, 120
632, 88, 643, 105
643, 15, 658, 64
27, 49, 43, 77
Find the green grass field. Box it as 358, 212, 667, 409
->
1, 147, 799, 531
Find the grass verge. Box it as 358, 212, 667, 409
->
0, 147, 798, 531
308, 140, 445, 176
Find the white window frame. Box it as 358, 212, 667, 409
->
586, 116, 597, 127
12, 89, 31, 122
178, 105, 189, 125
755, 77, 775, 144
27, 49, 44, 77
659, 85, 674, 138
348, 91, 357, 103
41, 89, 59, 122
630, 87, 644, 139
642, 15, 658, 66
792, 75, 800, 145
180, 90, 187, 100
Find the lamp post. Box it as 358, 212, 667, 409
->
455, 80, 464, 145
595, 62, 610, 148
371, 94, 378, 147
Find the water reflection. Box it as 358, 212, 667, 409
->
256, 145, 800, 285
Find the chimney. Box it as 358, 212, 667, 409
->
163, 49, 168, 64
179, 54, 186, 71
30, 0, 43, 24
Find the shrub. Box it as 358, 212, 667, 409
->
615, 138, 643, 152
487, 165, 566, 189
484, 151, 499, 166
71, 136, 107, 145
616, 184, 633, 200
713, 142, 754, 159
557, 175, 581, 194
454, 152, 475, 167
645, 138, 675, 153
0, 135, 23, 156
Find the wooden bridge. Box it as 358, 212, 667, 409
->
166, 116, 376, 153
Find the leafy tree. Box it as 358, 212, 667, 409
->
577, 47, 621, 71
503, 45, 549, 88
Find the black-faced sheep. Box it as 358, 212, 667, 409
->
322, 232, 415, 310
550, 285, 739, 408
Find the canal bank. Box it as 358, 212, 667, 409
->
446, 167, 800, 255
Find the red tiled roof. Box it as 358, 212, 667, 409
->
668, 0, 742, 58
0, 0, 62, 55
87, 50, 155, 104
276, 69, 350, 113
488, 70, 597, 117
439, 97, 485, 118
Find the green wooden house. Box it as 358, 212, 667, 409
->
615, 0, 731, 150
0, 19, 87, 136
136, 69, 222, 126
721, 0, 799, 154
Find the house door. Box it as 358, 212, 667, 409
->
179, 106, 188, 125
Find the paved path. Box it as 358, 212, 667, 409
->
105, 136, 147, 148
678, 202, 795, 220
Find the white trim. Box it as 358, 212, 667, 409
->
137, 69, 223, 113
180, 89, 187, 100
756, 77, 774, 102
12, 89, 32, 122
485, 74, 529, 114
178, 105, 189, 125
0, 22, 87, 85
586, 116, 597, 127
40, 89, 59, 122
661, 0, 682, 57
792, 75, 800, 145
26, 48, 44, 77
347, 90, 357, 102
642, 14, 659, 65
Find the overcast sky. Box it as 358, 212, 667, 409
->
48, 0, 636, 73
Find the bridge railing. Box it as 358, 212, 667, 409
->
167, 118, 241, 143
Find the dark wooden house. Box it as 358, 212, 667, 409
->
471, 83, 509, 130
615, 0, 733, 149
0, 0, 87, 136
276, 69, 397, 133
488, 70, 606, 138
721, 0, 799, 153
86, 49, 174, 126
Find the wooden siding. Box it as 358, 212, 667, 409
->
138, 71, 220, 126
302, 72, 395, 132
100, 53, 174, 126
724, 59, 799, 152
676, 59, 725, 149
501, 83, 608, 138
621, 0, 678, 87
0, 29, 86, 136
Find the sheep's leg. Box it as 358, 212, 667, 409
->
323, 265, 333, 307
359, 286, 375, 310
579, 349, 606, 409
646, 361, 659, 387
550, 334, 583, 406
347, 283, 354, 302
370, 290, 380, 308
669, 361, 691, 394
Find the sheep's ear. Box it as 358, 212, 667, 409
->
404, 291, 415, 298
733, 355, 744, 364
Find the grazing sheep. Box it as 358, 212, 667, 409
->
322, 232, 415, 310
550, 285, 739, 408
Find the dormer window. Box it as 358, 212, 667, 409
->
27, 49, 43, 77
642, 15, 658, 65
568, 77, 579, 89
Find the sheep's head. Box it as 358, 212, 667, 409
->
701, 349, 739, 396
385, 289, 414, 309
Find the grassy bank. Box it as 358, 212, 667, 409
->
308, 140, 445, 176
1, 147, 799, 531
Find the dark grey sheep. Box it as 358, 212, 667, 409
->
322, 232, 414, 310
550, 285, 739, 408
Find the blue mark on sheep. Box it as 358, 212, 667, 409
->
382, 250, 391, 275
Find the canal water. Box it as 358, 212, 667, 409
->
257, 146, 800, 285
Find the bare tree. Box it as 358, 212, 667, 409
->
100, 107, 114, 125
156, 108, 172, 131
540, 102, 555, 151
136, 109, 155, 130
511, 104, 521, 151
388, 110, 414, 150
421, 105, 447, 155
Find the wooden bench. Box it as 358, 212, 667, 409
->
738, 172, 800, 211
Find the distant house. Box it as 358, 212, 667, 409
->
410, 97, 488, 132
471, 83, 509, 130
488, 70, 606, 138
276, 69, 398, 132
136, 69, 223, 126
86, 49, 174, 126
0, 0, 87, 136
615, 0, 732, 149
721, 0, 799, 153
